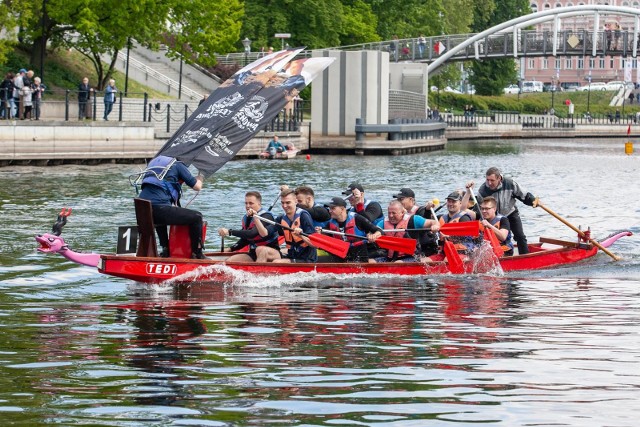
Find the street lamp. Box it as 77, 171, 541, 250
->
586, 72, 592, 113
242, 37, 252, 66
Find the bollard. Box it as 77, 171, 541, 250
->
65, 90, 69, 121
143, 93, 148, 122
625, 141, 633, 155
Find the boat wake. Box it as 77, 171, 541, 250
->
161, 263, 435, 288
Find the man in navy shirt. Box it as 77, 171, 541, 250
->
138, 156, 205, 258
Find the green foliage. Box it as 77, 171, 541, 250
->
340, 0, 380, 45
469, 0, 528, 95
472, 59, 518, 96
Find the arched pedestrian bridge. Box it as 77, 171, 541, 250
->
216, 5, 640, 73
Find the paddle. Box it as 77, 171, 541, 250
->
267, 192, 281, 212
383, 222, 480, 237
257, 216, 350, 259
469, 188, 504, 257
321, 229, 417, 254
534, 200, 621, 261
431, 202, 465, 274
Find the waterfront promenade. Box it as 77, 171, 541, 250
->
0, 115, 636, 166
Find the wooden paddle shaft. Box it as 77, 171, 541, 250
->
536, 201, 621, 261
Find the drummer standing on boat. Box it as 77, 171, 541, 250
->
137, 155, 205, 259
470, 167, 537, 255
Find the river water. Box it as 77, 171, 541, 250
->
1, 139, 639, 426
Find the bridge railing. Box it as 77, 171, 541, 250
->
213, 28, 640, 68
444, 110, 640, 127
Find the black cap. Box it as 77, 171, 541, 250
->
446, 191, 462, 201
324, 197, 347, 208
342, 182, 364, 195
393, 188, 415, 199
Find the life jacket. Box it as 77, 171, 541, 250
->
489, 214, 514, 253
349, 199, 384, 227
408, 205, 419, 215
141, 156, 181, 204
439, 211, 473, 252
242, 209, 279, 249
328, 211, 366, 245
281, 208, 309, 249
384, 214, 411, 258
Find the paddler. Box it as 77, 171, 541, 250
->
343, 183, 384, 227
438, 191, 475, 254
289, 185, 330, 228
217, 191, 280, 262
479, 196, 514, 256
320, 196, 382, 262
469, 166, 538, 254
392, 188, 420, 215
252, 189, 318, 263
377, 200, 441, 262
137, 155, 205, 259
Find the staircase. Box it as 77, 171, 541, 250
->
110, 42, 222, 101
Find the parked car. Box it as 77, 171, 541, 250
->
561, 82, 581, 92
503, 84, 520, 94
521, 81, 543, 93
444, 86, 462, 94
577, 82, 607, 91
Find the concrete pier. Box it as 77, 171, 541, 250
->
0, 120, 307, 166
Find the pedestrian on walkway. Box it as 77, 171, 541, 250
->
103, 79, 117, 121
78, 77, 93, 120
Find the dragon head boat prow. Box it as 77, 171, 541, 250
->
34, 208, 101, 268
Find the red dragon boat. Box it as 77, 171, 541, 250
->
34, 208, 632, 284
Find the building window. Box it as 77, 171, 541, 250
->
542, 58, 549, 69
599, 58, 605, 68
544, 3, 551, 8
578, 58, 584, 69
611, 58, 615, 68
530, 3, 538, 12
566, 58, 573, 69
589, 58, 595, 68
528, 58, 536, 69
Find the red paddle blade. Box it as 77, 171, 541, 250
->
376, 236, 417, 254
483, 228, 505, 257
440, 221, 480, 237
309, 233, 350, 258
443, 239, 465, 274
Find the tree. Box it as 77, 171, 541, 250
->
11, 0, 243, 89
242, 0, 347, 51
339, 0, 380, 46
469, 0, 529, 96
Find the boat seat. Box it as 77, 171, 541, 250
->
134, 198, 158, 257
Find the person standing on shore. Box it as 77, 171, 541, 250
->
103, 79, 117, 121
78, 77, 92, 120
31, 77, 45, 120
0, 72, 14, 119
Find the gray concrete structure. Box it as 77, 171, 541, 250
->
311, 50, 389, 138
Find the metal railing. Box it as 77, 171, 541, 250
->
444, 110, 640, 127
1, 89, 306, 136
116, 51, 202, 100
213, 28, 640, 69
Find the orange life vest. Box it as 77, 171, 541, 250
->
384, 214, 411, 258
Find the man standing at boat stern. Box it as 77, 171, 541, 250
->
473, 167, 537, 255
138, 156, 205, 259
